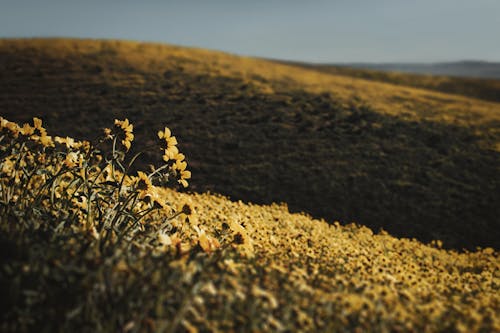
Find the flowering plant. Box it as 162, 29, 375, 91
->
0, 116, 191, 243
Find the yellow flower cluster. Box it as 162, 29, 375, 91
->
114, 118, 134, 151
155, 188, 500, 332
0, 117, 93, 154
1, 117, 21, 137
158, 127, 179, 161
134, 171, 165, 209
0, 117, 192, 232
3, 116, 497, 332
0, 116, 54, 147
0, 115, 226, 332
158, 126, 191, 187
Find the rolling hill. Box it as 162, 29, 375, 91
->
1, 38, 499, 250
271, 59, 500, 103
340, 61, 500, 79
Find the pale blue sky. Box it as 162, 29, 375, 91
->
1, 0, 499, 63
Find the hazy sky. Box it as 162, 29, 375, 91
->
1, 0, 499, 63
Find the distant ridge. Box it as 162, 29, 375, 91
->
336, 61, 500, 80
270, 59, 500, 103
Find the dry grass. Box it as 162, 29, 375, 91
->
272, 60, 500, 104
0, 38, 499, 251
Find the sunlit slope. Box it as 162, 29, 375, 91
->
1, 38, 499, 249
272, 60, 500, 103
158, 189, 499, 332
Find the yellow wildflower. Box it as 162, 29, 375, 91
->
173, 160, 187, 172
159, 126, 179, 161
54, 136, 64, 145
103, 127, 112, 139
78, 140, 91, 154
172, 159, 191, 187
173, 152, 185, 162
193, 225, 220, 253
158, 127, 169, 139
1, 157, 15, 175
178, 173, 191, 188
64, 152, 80, 168
20, 123, 35, 136
33, 117, 43, 130
198, 232, 220, 253
54, 136, 76, 149
123, 132, 134, 150
114, 118, 132, 132
72, 195, 88, 211
114, 119, 134, 151
180, 169, 191, 180
64, 136, 75, 149
39, 134, 54, 147
163, 145, 179, 162
135, 171, 164, 207
3, 120, 20, 137
158, 231, 172, 246
165, 134, 177, 148
136, 171, 153, 194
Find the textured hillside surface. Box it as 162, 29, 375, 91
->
273, 60, 500, 103
1, 38, 499, 249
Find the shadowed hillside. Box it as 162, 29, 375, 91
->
1, 38, 499, 249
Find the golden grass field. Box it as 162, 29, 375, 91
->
0, 39, 499, 332
273, 59, 500, 104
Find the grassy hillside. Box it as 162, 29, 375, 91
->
272, 60, 500, 103
0, 117, 498, 332
343, 61, 500, 80
1, 38, 499, 250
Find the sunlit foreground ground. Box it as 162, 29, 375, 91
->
0, 117, 498, 332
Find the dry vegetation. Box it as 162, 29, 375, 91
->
274, 60, 500, 104
1, 117, 498, 332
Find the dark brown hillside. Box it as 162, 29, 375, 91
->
1, 38, 499, 249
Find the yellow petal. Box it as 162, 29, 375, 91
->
165, 146, 179, 160
199, 233, 211, 252
123, 139, 131, 151
33, 117, 42, 129
174, 160, 187, 171
174, 153, 185, 162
